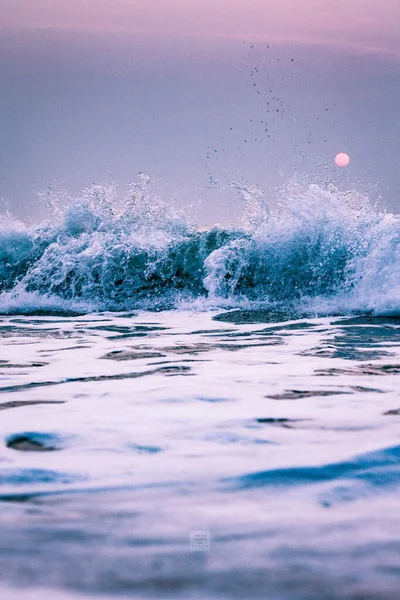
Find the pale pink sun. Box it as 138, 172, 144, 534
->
335, 153, 350, 167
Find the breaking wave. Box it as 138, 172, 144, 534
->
0, 176, 399, 317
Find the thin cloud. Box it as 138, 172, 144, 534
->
1, 0, 399, 60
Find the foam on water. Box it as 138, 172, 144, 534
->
0, 309, 400, 599
1, 178, 399, 317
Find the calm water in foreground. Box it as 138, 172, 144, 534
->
0, 310, 399, 599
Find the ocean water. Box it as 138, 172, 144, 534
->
0, 181, 400, 599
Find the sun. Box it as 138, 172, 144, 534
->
335, 153, 350, 167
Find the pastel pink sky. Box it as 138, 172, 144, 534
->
2, 0, 400, 58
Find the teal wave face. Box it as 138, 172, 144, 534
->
0, 182, 399, 316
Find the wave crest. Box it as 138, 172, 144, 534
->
0, 179, 398, 316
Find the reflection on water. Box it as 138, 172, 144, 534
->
0, 311, 399, 599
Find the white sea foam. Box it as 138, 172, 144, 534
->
0, 178, 398, 317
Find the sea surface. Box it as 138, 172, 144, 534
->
0, 182, 400, 599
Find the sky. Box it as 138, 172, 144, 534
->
2, 0, 400, 56
1, 0, 400, 222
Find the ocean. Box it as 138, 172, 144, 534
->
0, 180, 399, 599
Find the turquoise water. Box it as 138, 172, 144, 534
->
1, 181, 400, 598
1, 180, 399, 317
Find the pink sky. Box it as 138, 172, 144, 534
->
2, 0, 400, 58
